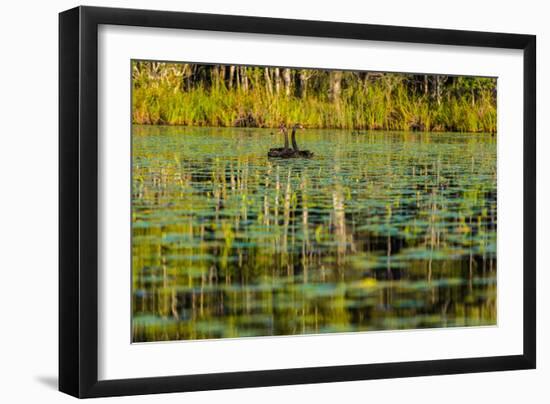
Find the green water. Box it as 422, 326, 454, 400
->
132, 125, 497, 342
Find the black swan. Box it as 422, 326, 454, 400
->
268, 123, 313, 158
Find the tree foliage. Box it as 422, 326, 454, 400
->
132, 61, 497, 132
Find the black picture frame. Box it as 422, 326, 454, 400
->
59, 5, 536, 398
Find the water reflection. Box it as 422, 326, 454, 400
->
132, 126, 497, 342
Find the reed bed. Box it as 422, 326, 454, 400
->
132, 64, 496, 133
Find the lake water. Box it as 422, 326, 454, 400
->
132, 125, 497, 342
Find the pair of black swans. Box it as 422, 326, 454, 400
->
268, 123, 314, 158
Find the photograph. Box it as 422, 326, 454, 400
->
131, 61, 497, 342
0, 0, 541, 401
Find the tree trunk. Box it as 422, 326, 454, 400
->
433, 75, 447, 106
180, 63, 190, 92
282, 68, 292, 96
298, 70, 309, 98
228, 65, 235, 89
436, 75, 441, 106
264, 67, 273, 96
211, 66, 220, 89
240, 66, 248, 92
274, 68, 281, 95
219, 65, 226, 89
362, 72, 370, 94
423, 75, 429, 95
329, 71, 343, 103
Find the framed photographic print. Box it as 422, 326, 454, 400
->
59, 6, 536, 398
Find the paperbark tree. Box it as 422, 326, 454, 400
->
264, 67, 273, 96
274, 67, 281, 95
298, 70, 311, 98
329, 71, 343, 103
228, 65, 235, 89
240, 66, 249, 92
282, 68, 292, 96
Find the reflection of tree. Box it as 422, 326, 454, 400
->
131, 127, 497, 342
331, 173, 347, 267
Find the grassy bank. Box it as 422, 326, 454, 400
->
132, 62, 497, 132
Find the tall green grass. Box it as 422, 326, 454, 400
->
132, 74, 496, 132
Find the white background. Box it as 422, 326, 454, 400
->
98, 25, 524, 380
0, 0, 547, 403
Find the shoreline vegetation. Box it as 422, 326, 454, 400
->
132, 61, 497, 133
